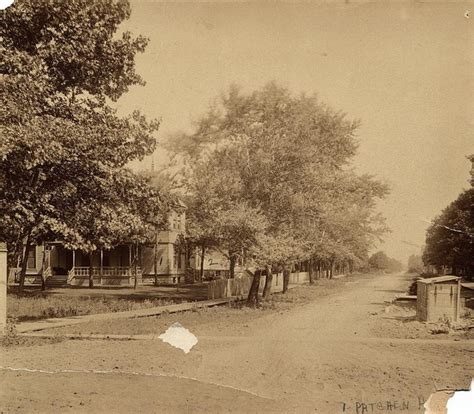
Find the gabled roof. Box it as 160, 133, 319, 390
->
417, 275, 461, 284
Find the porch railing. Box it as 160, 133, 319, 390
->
67, 266, 142, 284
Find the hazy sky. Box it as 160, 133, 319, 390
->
118, 1, 473, 264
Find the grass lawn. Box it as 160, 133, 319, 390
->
7, 284, 207, 322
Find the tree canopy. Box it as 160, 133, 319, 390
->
0, 0, 166, 289
368, 251, 403, 273
423, 189, 474, 278
166, 83, 390, 300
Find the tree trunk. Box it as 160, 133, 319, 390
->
247, 270, 261, 305
329, 259, 334, 279
18, 231, 32, 293
308, 258, 314, 285
262, 265, 273, 299
199, 245, 205, 282
282, 267, 290, 293
229, 255, 236, 279
154, 236, 158, 286
88, 252, 94, 288
40, 243, 47, 291
133, 243, 138, 290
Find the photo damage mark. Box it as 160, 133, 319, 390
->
446, 379, 474, 414
158, 322, 198, 354
422, 380, 474, 414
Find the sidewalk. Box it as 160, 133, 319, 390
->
16, 298, 232, 334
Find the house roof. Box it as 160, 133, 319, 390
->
417, 275, 461, 284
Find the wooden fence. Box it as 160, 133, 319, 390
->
207, 271, 312, 300
207, 275, 253, 300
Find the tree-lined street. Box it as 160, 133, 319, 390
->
1, 1, 473, 413
1, 271, 472, 413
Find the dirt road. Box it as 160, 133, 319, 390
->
1, 272, 472, 413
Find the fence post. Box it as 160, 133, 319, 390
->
0, 243, 7, 335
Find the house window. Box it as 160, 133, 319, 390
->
27, 246, 36, 269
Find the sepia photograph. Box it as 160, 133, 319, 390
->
0, 0, 473, 413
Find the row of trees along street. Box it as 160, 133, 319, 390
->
1, 0, 169, 291
367, 251, 403, 273
163, 84, 390, 304
1, 0, 391, 302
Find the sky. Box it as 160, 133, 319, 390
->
117, 1, 473, 264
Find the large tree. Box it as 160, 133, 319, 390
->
166, 83, 389, 302
423, 189, 474, 278
0, 0, 165, 290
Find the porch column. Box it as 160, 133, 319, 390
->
72, 249, 76, 268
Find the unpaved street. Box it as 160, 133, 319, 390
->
1, 272, 472, 413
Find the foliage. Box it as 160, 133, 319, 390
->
407, 254, 424, 273
423, 189, 474, 277
167, 82, 389, 287
213, 202, 268, 263
368, 251, 403, 273
0, 0, 166, 287
1, 0, 148, 101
